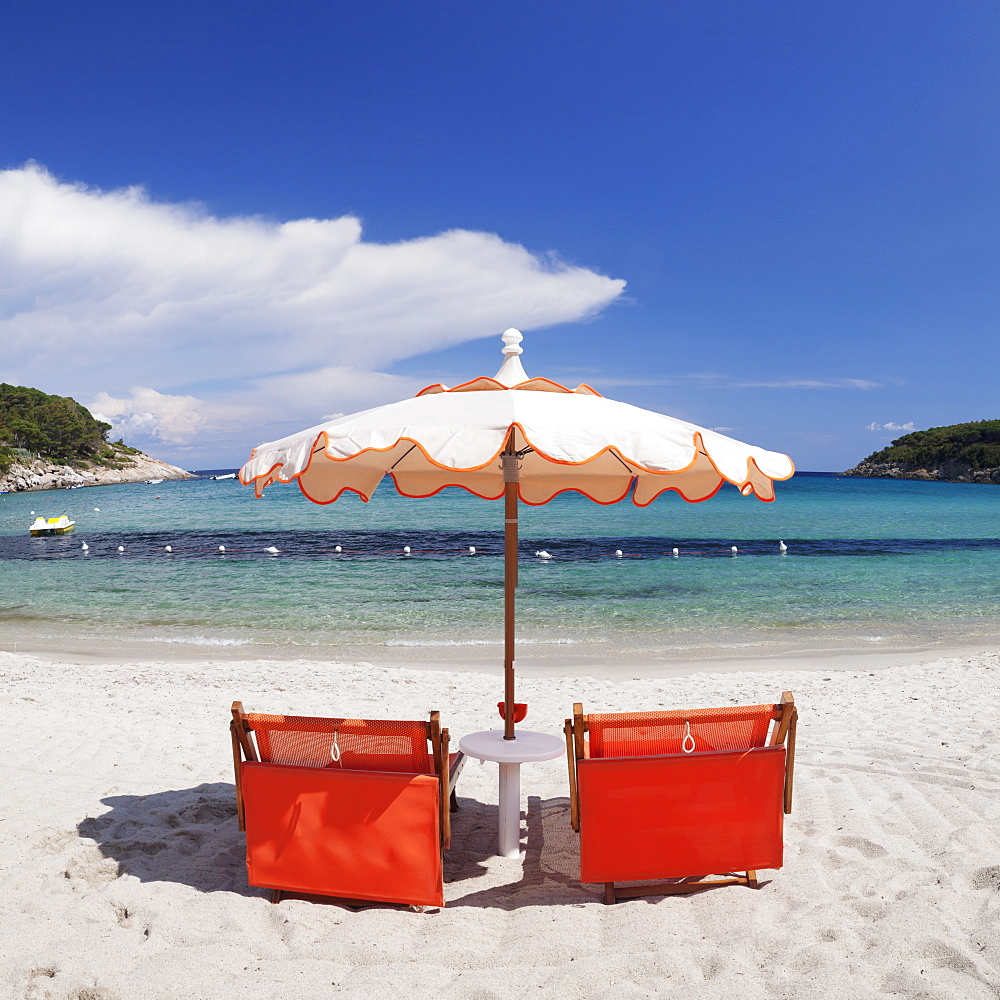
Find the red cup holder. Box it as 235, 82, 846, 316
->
497, 702, 528, 723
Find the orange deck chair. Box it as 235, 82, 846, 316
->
565, 692, 797, 903
230, 702, 466, 908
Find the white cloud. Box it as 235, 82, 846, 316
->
0, 164, 625, 456
222, 367, 424, 439
866, 421, 915, 432
735, 378, 881, 390
589, 373, 882, 390
91, 387, 206, 445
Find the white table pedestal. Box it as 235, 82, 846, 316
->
458, 729, 565, 859
497, 762, 520, 858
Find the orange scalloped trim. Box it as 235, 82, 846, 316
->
413, 375, 605, 398
242, 424, 794, 508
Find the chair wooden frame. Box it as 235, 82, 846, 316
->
230, 702, 466, 905
564, 692, 797, 903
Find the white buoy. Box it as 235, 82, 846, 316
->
535, 550, 552, 560
403, 546, 411, 555
218, 545, 226, 553
779, 539, 788, 554
165, 545, 172, 552
672, 547, 679, 557
30, 511, 35, 515
117, 545, 124, 552
81, 542, 89, 551
731, 546, 738, 555
334, 545, 342, 553
264, 546, 280, 554
615, 549, 623, 558
94, 508, 100, 512
468, 546, 476, 554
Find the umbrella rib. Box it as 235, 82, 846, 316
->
608, 449, 636, 475
388, 444, 418, 471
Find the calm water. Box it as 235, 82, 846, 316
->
1, 472, 999, 663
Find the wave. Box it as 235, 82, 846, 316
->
385, 637, 586, 647
129, 635, 253, 647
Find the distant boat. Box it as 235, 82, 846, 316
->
30, 515, 75, 536
146, 479, 164, 484
211, 473, 237, 480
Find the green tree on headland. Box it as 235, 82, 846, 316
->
861, 419, 1000, 471
0, 383, 115, 473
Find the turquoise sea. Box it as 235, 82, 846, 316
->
1, 472, 999, 663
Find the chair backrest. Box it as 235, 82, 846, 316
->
243, 712, 436, 774
565, 693, 797, 832
230, 703, 452, 848
586, 703, 780, 758
240, 761, 445, 907
577, 745, 787, 883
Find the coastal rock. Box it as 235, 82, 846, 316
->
0, 453, 192, 493
843, 459, 1000, 484
845, 418, 1000, 484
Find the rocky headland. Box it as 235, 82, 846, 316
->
843, 459, 1000, 484
0, 453, 192, 493
1, 381, 194, 492
843, 419, 1000, 484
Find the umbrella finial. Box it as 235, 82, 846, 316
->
495, 329, 529, 386
501, 328, 523, 355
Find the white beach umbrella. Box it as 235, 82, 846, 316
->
240, 330, 794, 738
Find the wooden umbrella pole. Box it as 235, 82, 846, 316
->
502, 442, 519, 740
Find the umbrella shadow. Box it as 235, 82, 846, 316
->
442, 794, 499, 885
446, 794, 594, 909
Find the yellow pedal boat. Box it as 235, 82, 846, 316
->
29, 515, 75, 536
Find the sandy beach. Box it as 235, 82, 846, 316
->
1, 645, 998, 1000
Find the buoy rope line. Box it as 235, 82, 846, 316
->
68, 544, 787, 558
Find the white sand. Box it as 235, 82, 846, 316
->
1, 647, 999, 1000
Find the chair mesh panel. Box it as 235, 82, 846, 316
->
587, 704, 780, 758
246, 714, 435, 774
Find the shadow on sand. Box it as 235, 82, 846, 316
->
79, 784, 759, 909
78, 782, 259, 897
77, 783, 597, 909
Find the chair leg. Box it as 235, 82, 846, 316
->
271, 889, 283, 904
604, 882, 617, 905
747, 870, 759, 889
450, 788, 459, 812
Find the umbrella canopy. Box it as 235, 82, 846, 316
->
240, 330, 794, 737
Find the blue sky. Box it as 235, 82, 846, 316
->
1, 0, 997, 471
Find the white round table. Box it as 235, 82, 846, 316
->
458, 729, 565, 858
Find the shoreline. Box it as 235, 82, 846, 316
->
3, 622, 996, 679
